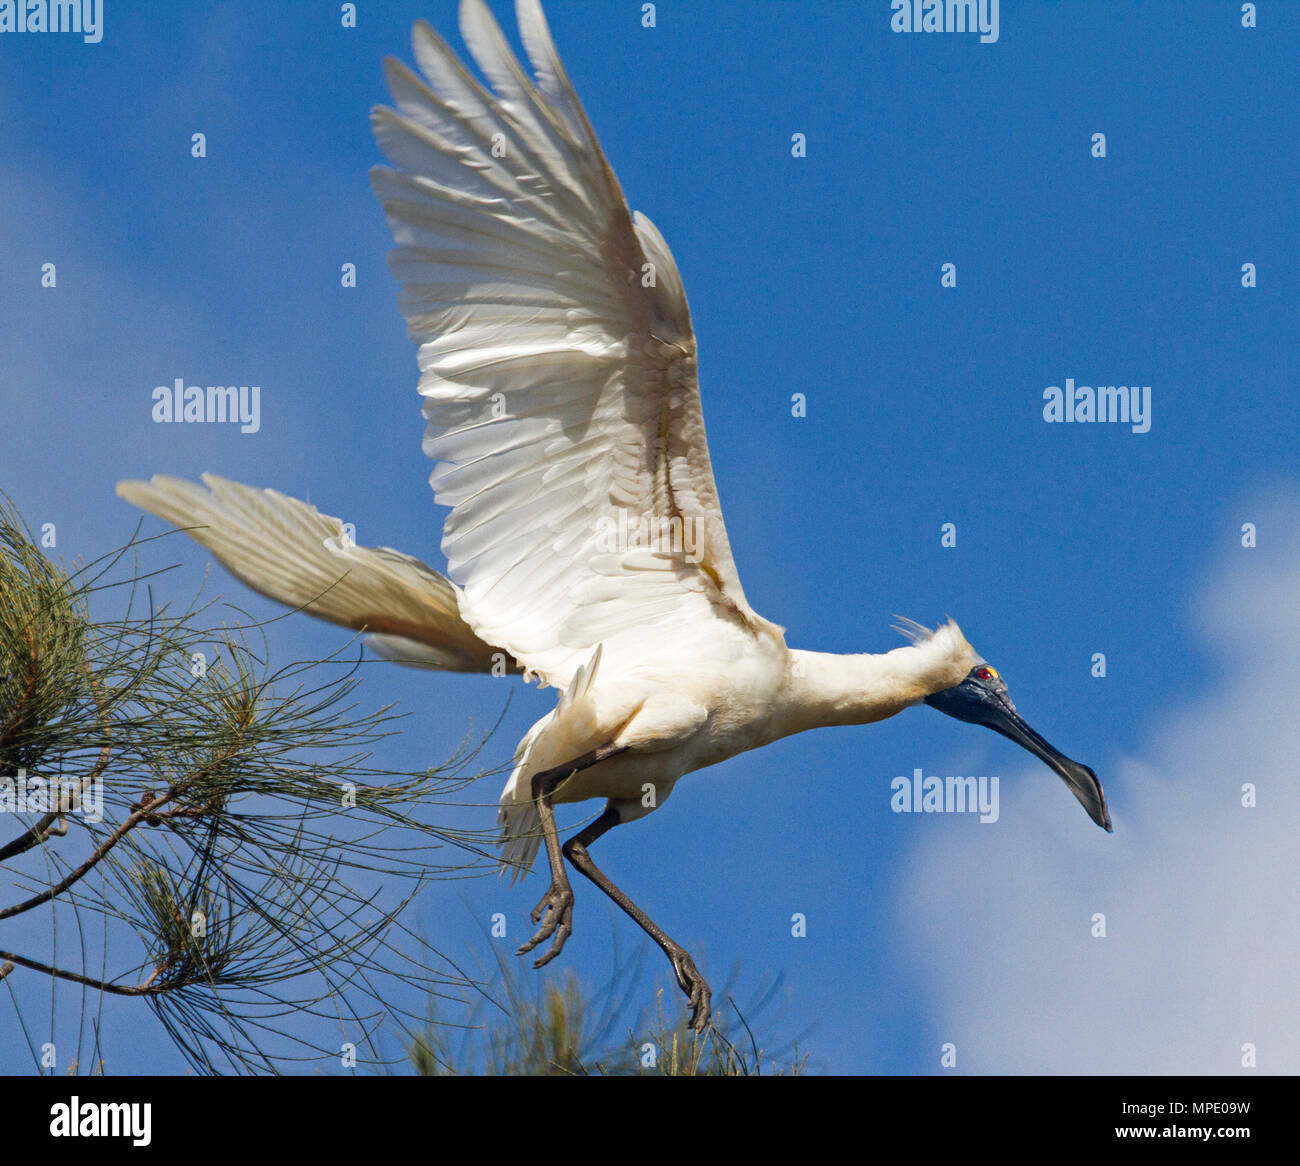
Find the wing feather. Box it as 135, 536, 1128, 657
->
115, 474, 510, 673
372, 0, 781, 689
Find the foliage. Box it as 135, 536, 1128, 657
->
408, 937, 811, 1076
0, 495, 506, 1074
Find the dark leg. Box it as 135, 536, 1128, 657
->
563, 805, 713, 1032
516, 744, 628, 968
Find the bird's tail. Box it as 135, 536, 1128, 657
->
496, 714, 548, 882
496, 800, 542, 883
116, 473, 511, 673
495, 645, 606, 881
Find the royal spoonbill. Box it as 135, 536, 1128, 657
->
118, 0, 1110, 1031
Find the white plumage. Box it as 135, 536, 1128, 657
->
371, 3, 778, 694
119, 0, 1108, 1030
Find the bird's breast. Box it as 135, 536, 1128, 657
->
543, 633, 790, 805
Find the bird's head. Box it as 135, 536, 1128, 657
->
894, 618, 1111, 832
924, 659, 1111, 831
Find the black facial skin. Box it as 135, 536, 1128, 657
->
925, 664, 1112, 831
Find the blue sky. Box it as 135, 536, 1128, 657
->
1, 0, 1296, 1074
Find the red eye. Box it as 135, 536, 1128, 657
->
976, 667, 993, 681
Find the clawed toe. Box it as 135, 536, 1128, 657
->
673, 953, 712, 1031
516, 882, 574, 968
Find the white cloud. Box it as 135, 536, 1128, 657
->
897, 493, 1300, 1074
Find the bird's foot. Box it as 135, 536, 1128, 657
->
671, 950, 712, 1032
516, 881, 575, 969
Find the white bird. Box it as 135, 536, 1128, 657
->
118, 0, 1110, 1030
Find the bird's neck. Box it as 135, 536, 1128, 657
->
774, 645, 972, 739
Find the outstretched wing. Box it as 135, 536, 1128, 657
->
372, 0, 781, 690
116, 473, 509, 673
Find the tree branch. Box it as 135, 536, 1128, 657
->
0, 730, 240, 922
0, 663, 113, 863
0, 947, 169, 997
